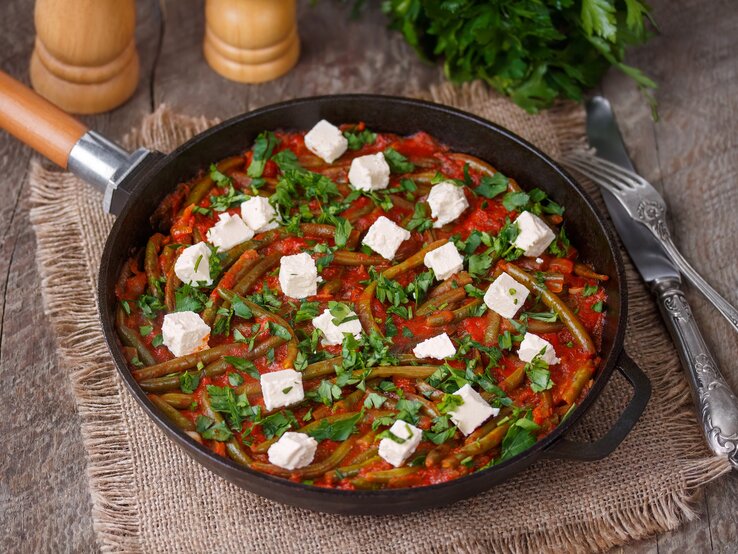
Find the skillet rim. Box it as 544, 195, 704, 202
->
99, 93, 628, 503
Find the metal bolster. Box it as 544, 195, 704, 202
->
67, 130, 152, 213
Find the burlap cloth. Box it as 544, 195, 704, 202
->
29, 83, 731, 553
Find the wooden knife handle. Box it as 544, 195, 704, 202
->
0, 70, 88, 168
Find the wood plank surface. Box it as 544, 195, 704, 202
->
0, 0, 735, 552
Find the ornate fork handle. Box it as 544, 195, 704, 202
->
653, 278, 738, 467
638, 200, 738, 334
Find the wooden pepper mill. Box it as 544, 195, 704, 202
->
204, 0, 300, 84
29, 0, 139, 114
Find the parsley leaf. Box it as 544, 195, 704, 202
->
524, 351, 554, 393
179, 370, 200, 394
259, 410, 297, 439
475, 172, 509, 198
383, 148, 415, 173
343, 128, 377, 150
271, 149, 302, 172
406, 202, 433, 233
196, 416, 233, 441
174, 284, 209, 313
502, 191, 530, 212
224, 356, 260, 380
307, 412, 363, 442
248, 131, 279, 178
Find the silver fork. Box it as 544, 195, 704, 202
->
563, 150, 738, 334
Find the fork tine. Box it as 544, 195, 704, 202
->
571, 152, 650, 189
562, 157, 625, 196
566, 156, 633, 192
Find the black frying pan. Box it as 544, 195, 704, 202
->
0, 71, 650, 514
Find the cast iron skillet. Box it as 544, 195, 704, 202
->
0, 72, 650, 515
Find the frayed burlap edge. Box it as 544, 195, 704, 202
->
28, 93, 731, 553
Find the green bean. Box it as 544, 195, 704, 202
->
318, 279, 342, 296
115, 306, 156, 366
332, 250, 386, 266
325, 453, 380, 481
148, 394, 195, 431
521, 318, 565, 333
184, 156, 244, 208
417, 287, 466, 316
251, 438, 358, 479
133, 335, 285, 382
164, 269, 181, 312
415, 380, 443, 401
573, 263, 609, 281
463, 408, 512, 444
427, 299, 480, 327
428, 271, 472, 298
356, 281, 380, 336
560, 360, 595, 406
350, 466, 420, 488
343, 202, 374, 223
441, 423, 510, 468
220, 229, 281, 269
232, 252, 282, 296
484, 310, 501, 344
425, 443, 452, 467
250, 411, 365, 454
383, 238, 447, 280
160, 392, 195, 409
203, 253, 259, 325
403, 391, 439, 417
201, 389, 253, 467
504, 264, 595, 354
501, 364, 526, 392
218, 289, 298, 368
447, 153, 520, 191
138, 358, 230, 393
144, 234, 164, 298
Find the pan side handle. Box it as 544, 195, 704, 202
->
543, 351, 651, 461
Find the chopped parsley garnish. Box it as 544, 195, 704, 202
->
582, 283, 598, 297
475, 172, 509, 198
179, 370, 200, 394
307, 412, 363, 442
224, 356, 260, 380
248, 131, 279, 178
195, 416, 233, 441
524, 351, 554, 393
383, 147, 415, 173
343, 128, 377, 150
592, 301, 606, 313
174, 284, 209, 313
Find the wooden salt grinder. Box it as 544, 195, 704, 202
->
204, 0, 300, 84
30, 0, 139, 114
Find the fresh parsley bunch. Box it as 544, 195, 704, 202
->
351, 0, 656, 112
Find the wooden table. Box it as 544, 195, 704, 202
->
1, 1, 735, 551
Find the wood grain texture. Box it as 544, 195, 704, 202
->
0, 0, 736, 552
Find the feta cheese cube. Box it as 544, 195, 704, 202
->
518, 332, 560, 365
260, 369, 305, 411
206, 212, 254, 251
427, 182, 469, 228
161, 311, 211, 357
423, 242, 464, 280
304, 120, 348, 164
348, 153, 390, 191
267, 432, 318, 470
312, 308, 363, 346
279, 252, 318, 299
513, 211, 556, 257
362, 216, 411, 260
174, 242, 213, 286
378, 420, 423, 467
483, 272, 529, 319
241, 196, 279, 233
447, 383, 498, 436
412, 332, 457, 360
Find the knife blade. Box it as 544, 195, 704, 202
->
584, 97, 680, 284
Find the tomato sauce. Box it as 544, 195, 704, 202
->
117, 124, 608, 490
